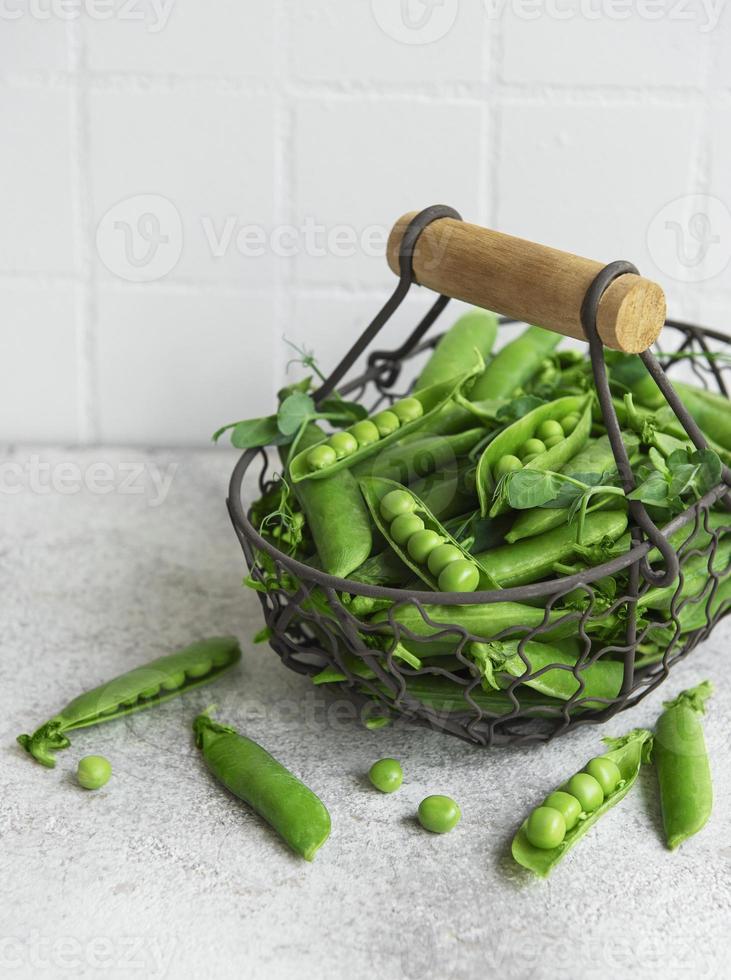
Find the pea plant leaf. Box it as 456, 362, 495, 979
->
213, 415, 291, 448
278, 392, 316, 436
504, 470, 562, 509
629, 446, 722, 515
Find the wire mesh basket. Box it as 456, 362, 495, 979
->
227, 206, 731, 747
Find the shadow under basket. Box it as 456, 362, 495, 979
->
227, 207, 731, 747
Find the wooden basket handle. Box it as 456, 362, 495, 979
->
387, 211, 666, 353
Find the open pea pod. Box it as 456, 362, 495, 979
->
476, 394, 593, 517
289, 361, 483, 484
17, 636, 241, 767
469, 639, 624, 708
511, 728, 653, 877
359, 476, 500, 591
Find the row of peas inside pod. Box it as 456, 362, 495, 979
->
306, 398, 424, 472
494, 413, 581, 477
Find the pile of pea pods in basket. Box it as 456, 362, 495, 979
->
224, 309, 731, 747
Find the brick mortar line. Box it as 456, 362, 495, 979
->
66, 19, 98, 444
0, 70, 726, 103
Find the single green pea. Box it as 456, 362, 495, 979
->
392, 398, 424, 423
77, 755, 112, 790
407, 530, 444, 564
438, 560, 480, 593
427, 543, 463, 576
390, 512, 425, 545
140, 685, 160, 699
307, 444, 337, 472
161, 671, 187, 691
372, 410, 400, 437
520, 438, 547, 459
543, 434, 564, 449
561, 413, 580, 435
494, 454, 523, 479
585, 757, 622, 796
565, 772, 604, 812
380, 489, 416, 523
521, 453, 539, 464
537, 419, 564, 441
369, 758, 403, 793
349, 420, 380, 447
543, 791, 582, 832
328, 431, 358, 460
186, 659, 213, 679
418, 795, 461, 834
525, 805, 566, 850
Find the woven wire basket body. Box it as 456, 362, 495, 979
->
229, 315, 731, 747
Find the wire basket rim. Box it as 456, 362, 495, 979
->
228, 450, 728, 605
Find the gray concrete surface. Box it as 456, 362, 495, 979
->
2, 446, 730, 980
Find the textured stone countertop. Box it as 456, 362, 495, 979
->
2, 447, 729, 979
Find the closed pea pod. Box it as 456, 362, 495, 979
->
512, 728, 653, 877
17, 637, 242, 768
654, 680, 713, 850
414, 309, 498, 391
289, 422, 373, 578
468, 639, 625, 706
352, 427, 485, 485
193, 712, 331, 862
473, 510, 628, 588
469, 323, 561, 401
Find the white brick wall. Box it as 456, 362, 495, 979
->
1, 1, 730, 445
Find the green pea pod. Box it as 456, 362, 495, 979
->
507, 432, 639, 543
469, 324, 561, 401
370, 674, 569, 717
672, 382, 731, 451
476, 394, 592, 517
291, 422, 373, 578
511, 728, 653, 877
654, 680, 713, 850
474, 510, 628, 588
369, 601, 579, 656
353, 427, 485, 485
638, 535, 731, 611
415, 309, 498, 391
647, 574, 731, 644
359, 476, 500, 591
17, 637, 242, 768
469, 639, 624, 706
289, 363, 483, 483
193, 712, 331, 862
